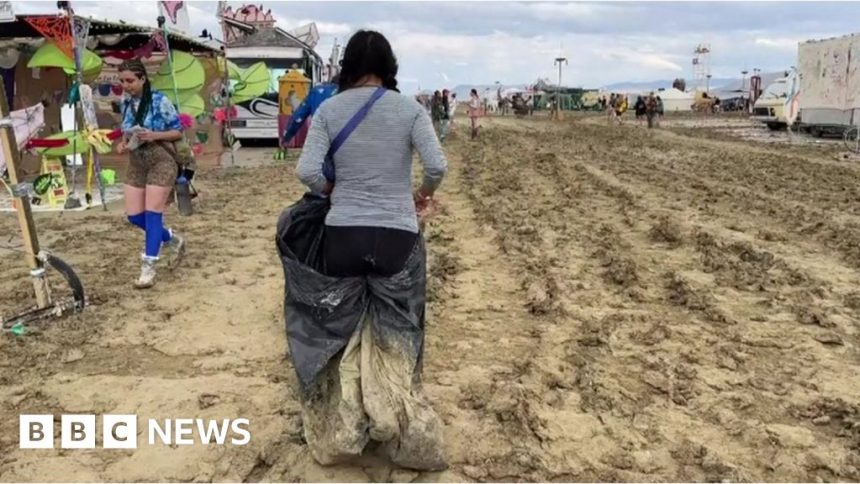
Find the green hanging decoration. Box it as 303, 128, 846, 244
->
232, 62, 271, 104
196, 131, 209, 144
151, 51, 205, 92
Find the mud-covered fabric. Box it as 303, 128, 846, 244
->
275, 194, 445, 470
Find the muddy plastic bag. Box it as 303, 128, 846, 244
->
276, 197, 446, 470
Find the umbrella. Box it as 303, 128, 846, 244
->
232, 62, 270, 104
27, 41, 102, 76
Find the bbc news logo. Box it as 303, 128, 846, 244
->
20, 415, 251, 449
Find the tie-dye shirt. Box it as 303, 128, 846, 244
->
121, 90, 182, 132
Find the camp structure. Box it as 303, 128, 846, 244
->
0, 13, 225, 197
653, 87, 694, 112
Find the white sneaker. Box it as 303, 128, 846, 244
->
134, 255, 158, 289
164, 230, 186, 269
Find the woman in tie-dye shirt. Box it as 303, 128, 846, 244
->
115, 59, 186, 289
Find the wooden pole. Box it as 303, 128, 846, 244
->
0, 77, 51, 308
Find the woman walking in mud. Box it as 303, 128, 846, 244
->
290, 29, 448, 470
468, 88, 482, 140
431, 90, 449, 142
115, 60, 186, 289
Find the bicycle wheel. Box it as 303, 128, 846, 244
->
2, 254, 85, 332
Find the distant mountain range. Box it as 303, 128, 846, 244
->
602, 78, 737, 92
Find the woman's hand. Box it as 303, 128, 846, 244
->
414, 188, 433, 213
115, 140, 128, 154
136, 130, 159, 142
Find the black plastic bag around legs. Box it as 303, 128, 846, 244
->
276, 196, 446, 471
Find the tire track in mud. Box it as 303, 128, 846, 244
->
578, 119, 860, 275
421, 133, 599, 482
459, 118, 860, 481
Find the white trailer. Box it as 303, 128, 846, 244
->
798, 33, 860, 137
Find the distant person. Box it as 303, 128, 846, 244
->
645, 92, 659, 128
614, 94, 628, 125
468, 88, 482, 140
441, 89, 451, 141
431, 90, 448, 141
607, 93, 617, 122
656, 95, 664, 123
448, 92, 458, 131
634, 95, 646, 125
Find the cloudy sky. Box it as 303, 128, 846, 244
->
11, 1, 860, 92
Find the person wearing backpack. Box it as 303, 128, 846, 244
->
292, 29, 448, 470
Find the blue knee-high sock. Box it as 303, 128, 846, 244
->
144, 211, 166, 258
128, 213, 146, 231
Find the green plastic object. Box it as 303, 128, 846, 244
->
37, 131, 91, 157
151, 51, 205, 92
9, 323, 25, 336
232, 62, 270, 104
27, 41, 102, 76
100, 169, 117, 186
163, 91, 205, 117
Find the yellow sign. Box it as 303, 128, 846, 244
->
41, 157, 68, 208
278, 70, 311, 116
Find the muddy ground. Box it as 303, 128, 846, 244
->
1, 113, 859, 482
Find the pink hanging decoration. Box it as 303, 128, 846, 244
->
160, 1, 184, 23
151, 31, 168, 52
213, 106, 237, 124
178, 113, 194, 129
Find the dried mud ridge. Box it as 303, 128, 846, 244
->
0, 116, 859, 481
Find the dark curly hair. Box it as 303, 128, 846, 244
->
338, 30, 399, 92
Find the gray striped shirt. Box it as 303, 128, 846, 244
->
296, 86, 447, 233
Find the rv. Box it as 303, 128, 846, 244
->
220, 5, 323, 141
751, 72, 797, 131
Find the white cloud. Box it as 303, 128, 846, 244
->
755, 37, 802, 51
9, 1, 852, 90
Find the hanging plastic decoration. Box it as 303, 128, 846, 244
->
27, 41, 102, 77
152, 30, 168, 53
232, 62, 270, 104
152, 51, 204, 91
24, 16, 74, 59
152, 51, 206, 116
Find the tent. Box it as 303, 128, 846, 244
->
655, 87, 694, 112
